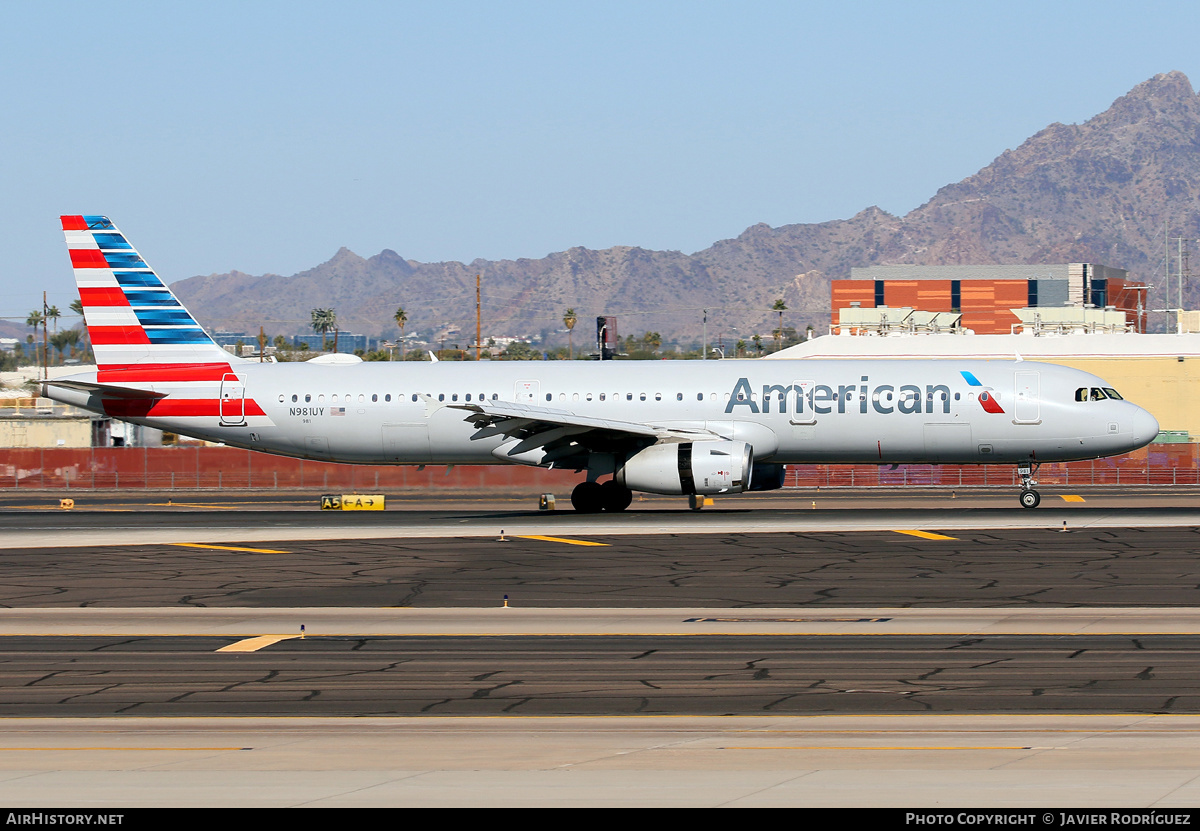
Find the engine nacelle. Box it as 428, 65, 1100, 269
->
746, 463, 786, 491
616, 440, 753, 495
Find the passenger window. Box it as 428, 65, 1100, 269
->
359, 394, 366, 403
599, 393, 605, 401
546, 393, 552, 402
655, 393, 662, 401
627, 393, 633, 401
451, 394, 457, 402
278, 394, 284, 403
385, 394, 391, 402
318, 394, 325, 403
677, 393, 683, 401
696, 393, 703, 401
465, 394, 471, 402
586, 393, 593, 401
372, 394, 378, 402
640, 393, 647, 401
291, 394, 297, 403
438, 394, 444, 402
412, 394, 419, 402
305, 394, 311, 403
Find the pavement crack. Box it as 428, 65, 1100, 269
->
471, 680, 523, 699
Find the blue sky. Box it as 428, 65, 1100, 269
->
3, 1, 1200, 327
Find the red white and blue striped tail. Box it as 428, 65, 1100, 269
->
62, 215, 243, 379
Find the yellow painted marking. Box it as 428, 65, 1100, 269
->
1060, 494, 1086, 503
171, 543, 289, 554
149, 502, 244, 510
516, 535, 610, 547
893, 530, 958, 540
217, 635, 298, 653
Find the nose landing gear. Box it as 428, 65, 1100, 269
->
1018, 461, 1041, 509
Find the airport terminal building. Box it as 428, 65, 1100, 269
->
833, 263, 1147, 335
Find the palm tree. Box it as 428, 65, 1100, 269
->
752, 333, 763, 357
394, 306, 407, 360
70, 298, 84, 317
771, 298, 787, 352
25, 311, 44, 371
46, 305, 61, 334
310, 308, 337, 351
60, 328, 81, 362
563, 308, 577, 360
49, 331, 73, 365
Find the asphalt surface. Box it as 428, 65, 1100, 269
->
2, 634, 1197, 717
1, 526, 1199, 608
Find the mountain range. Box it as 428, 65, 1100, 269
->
170, 70, 1200, 346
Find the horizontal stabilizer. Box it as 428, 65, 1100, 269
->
40, 379, 167, 400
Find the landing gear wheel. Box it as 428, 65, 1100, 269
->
1019, 489, 1041, 509
571, 481, 605, 513
600, 480, 633, 512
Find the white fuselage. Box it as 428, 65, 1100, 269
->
46, 358, 1159, 468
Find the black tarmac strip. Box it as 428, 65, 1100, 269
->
2, 634, 1198, 717
5, 499, 1200, 718
1, 526, 1200, 608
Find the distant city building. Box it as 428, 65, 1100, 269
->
832, 264, 1147, 335
292, 333, 369, 354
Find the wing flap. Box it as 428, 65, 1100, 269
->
450, 400, 717, 446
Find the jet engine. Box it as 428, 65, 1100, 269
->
615, 440, 753, 495
746, 463, 786, 491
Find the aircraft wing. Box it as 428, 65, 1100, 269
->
449, 399, 717, 461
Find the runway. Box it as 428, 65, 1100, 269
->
3, 493, 1200, 805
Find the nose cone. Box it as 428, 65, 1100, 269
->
1130, 406, 1160, 449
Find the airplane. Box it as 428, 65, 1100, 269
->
42, 215, 1160, 511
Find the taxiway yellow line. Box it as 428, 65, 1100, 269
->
516, 535, 610, 547
148, 502, 245, 510
892, 530, 958, 540
170, 543, 290, 554
216, 635, 298, 653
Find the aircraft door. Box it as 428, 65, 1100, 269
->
514, 380, 540, 404
1013, 371, 1040, 424
219, 374, 246, 426
788, 380, 816, 424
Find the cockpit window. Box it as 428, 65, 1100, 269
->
1104, 388, 1123, 400
1075, 388, 1087, 402
1090, 387, 1107, 401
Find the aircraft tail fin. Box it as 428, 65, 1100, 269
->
61, 215, 243, 377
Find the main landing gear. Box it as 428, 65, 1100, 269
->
571, 480, 634, 513
1017, 461, 1041, 509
